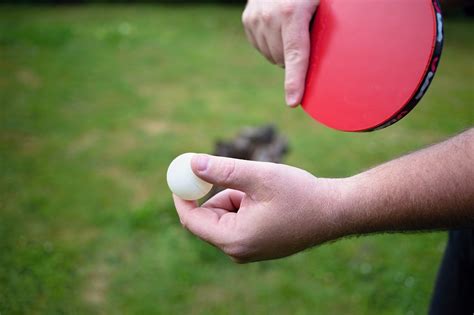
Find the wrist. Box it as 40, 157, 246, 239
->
316, 176, 367, 242
303, 177, 354, 246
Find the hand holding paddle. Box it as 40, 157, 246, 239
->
242, 0, 319, 107
243, 0, 443, 131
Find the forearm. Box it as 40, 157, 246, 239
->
339, 128, 474, 237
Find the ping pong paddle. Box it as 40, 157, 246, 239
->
301, 0, 444, 132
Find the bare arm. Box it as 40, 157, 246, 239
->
341, 128, 474, 236
173, 128, 474, 263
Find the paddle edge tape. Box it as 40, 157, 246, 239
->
369, 0, 445, 132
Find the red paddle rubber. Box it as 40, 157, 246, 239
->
302, 0, 444, 132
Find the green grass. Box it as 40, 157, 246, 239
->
0, 5, 473, 315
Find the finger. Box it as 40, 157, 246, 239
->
173, 194, 234, 245
242, 5, 281, 66
191, 154, 269, 196
255, 32, 276, 64
244, 26, 259, 52
242, 6, 260, 53
173, 195, 198, 226
173, 194, 226, 221
264, 25, 284, 67
282, 16, 312, 107
201, 189, 245, 214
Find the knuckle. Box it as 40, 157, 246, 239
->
221, 236, 246, 257
221, 233, 255, 263
260, 11, 273, 25
229, 255, 247, 264
242, 13, 258, 27
280, 2, 296, 18
224, 245, 248, 262
241, 12, 250, 26
285, 47, 303, 63
221, 159, 237, 184
223, 245, 239, 257
251, 16, 260, 27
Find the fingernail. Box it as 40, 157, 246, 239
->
286, 93, 298, 107
193, 154, 209, 172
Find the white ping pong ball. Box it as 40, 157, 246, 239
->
167, 153, 213, 200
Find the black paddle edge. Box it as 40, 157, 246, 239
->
367, 0, 445, 132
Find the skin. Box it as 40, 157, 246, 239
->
242, 0, 318, 106
173, 2, 474, 263
173, 128, 474, 263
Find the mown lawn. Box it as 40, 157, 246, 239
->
0, 5, 473, 315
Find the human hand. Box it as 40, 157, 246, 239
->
242, 0, 319, 107
173, 154, 349, 263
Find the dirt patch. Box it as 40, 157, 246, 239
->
190, 284, 231, 314
101, 165, 151, 207
82, 262, 110, 308
16, 69, 41, 89
107, 132, 140, 156
133, 115, 186, 137
1, 132, 42, 155
139, 119, 170, 135
68, 131, 101, 155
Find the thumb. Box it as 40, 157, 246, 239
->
191, 154, 265, 195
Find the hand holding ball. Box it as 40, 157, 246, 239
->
167, 153, 213, 200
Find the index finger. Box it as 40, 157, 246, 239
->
173, 194, 235, 246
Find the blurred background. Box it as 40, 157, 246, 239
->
1, 1, 473, 314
